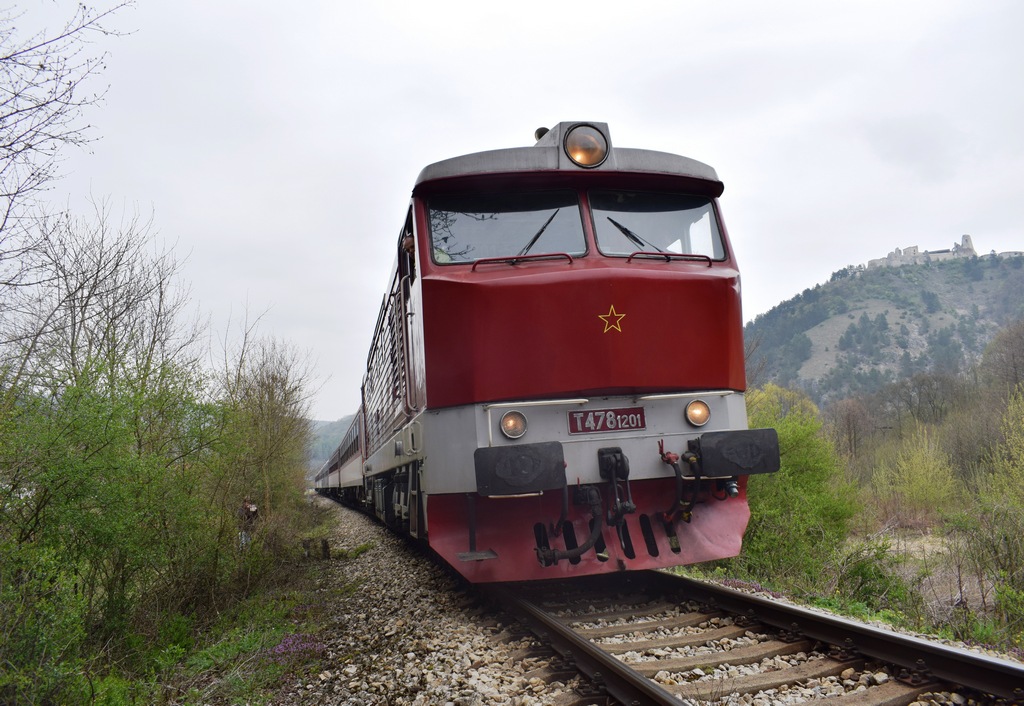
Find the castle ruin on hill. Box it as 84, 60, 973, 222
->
867, 235, 976, 268
866, 235, 1023, 269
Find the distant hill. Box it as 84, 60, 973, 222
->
307, 413, 356, 475
745, 255, 1024, 406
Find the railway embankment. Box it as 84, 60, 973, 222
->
190, 496, 581, 705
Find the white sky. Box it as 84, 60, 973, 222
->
35, 0, 1024, 421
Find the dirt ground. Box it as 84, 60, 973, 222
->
883, 530, 994, 624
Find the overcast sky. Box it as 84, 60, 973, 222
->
35, 0, 1024, 421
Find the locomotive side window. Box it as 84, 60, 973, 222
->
590, 191, 725, 260
427, 190, 585, 263
399, 210, 415, 283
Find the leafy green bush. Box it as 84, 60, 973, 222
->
0, 545, 87, 704
826, 535, 918, 617
732, 385, 859, 592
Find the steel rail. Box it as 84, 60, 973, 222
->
487, 584, 683, 706
653, 573, 1024, 702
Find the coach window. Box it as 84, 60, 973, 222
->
590, 190, 725, 260
398, 211, 416, 282
427, 190, 586, 263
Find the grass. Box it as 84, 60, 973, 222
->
687, 524, 1024, 656
171, 577, 375, 705
123, 528, 375, 705
171, 548, 373, 704
337, 541, 374, 560
175, 589, 314, 704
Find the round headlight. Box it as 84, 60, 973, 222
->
685, 400, 711, 427
564, 124, 608, 167
499, 410, 528, 439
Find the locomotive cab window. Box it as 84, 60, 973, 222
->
427, 190, 586, 264
591, 191, 725, 260
398, 210, 416, 283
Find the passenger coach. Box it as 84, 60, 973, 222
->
317, 122, 780, 582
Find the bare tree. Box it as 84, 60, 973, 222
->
0, 202, 202, 539
1, 201, 200, 395
825, 397, 872, 459
214, 315, 315, 520
981, 319, 1024, 396
887, 372, 961, 426
0, 3, 128, 286
744, 328, 767, 389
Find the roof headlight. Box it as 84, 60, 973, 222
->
685, 400, 711, 427
564, 124, 608, 168
499, 410, 528, 439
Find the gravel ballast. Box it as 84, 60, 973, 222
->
273, 497, 583, 705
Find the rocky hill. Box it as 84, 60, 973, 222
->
745, 254, 1024, 406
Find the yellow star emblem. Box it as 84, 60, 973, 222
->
599, 305, 625, 333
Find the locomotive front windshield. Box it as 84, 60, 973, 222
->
428, 191, 585, 263
591, 191, 725, 260
426, 189, 726, 264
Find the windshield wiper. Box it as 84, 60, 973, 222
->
518, 209, 560, 256
606, 217, 664, 253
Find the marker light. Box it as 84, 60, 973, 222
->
564, 125, 608, 167
685, 400, 711, 427
499, 410, 528, 439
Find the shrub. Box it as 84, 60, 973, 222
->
826, 535, 915, 613
733, 385, 859, 592
870, 424, 960, 528
988, 389, 1024, 503
0, 545, 87, 705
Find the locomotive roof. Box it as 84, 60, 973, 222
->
414, 122, 724, 196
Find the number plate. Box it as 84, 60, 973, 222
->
567, 407, 646, 435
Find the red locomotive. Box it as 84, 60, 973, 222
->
315, 122, 779, 583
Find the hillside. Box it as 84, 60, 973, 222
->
307, 413, 356, 474
745, 255, 1024, 405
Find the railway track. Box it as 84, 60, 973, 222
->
483, 571, 1024, 706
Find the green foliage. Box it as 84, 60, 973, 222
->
727, 386, 936, 627
809, 322, 1024, 650
921, 393, 1024, 647
0, 220, 314, 699
0, 9, 318, 700
981, 320, 1024, 392
186, 623, 286, 674
176, 587, 333, 704
986, 390, 1024, 500
732, 385, 859, 591
0, 545, 87, 704
837, 312, 891, 358
927, 325, 964, 373
961, 393, 1024, 642
777, 332, 812, 379
994, 582, 1024, 641
937, 509, 1024, 647
870, 424, 960, 527
825, 535, 919, 624
338, 541, 374, 560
